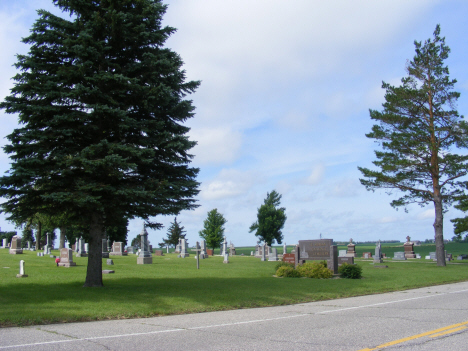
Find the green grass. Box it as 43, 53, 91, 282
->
1, 246, 467, 327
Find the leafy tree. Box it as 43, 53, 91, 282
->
249, 190, 286, 246
159, 217, 186, 248
106, 215, 129, 246
199, 209, 227, 254
0, 0, 199, 286
450, 197, 468, 241
358, 25, 468, 267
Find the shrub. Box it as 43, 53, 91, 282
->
296, 261, 333, 279
276, 265, 301, 278
275, 261, 294, 271
338, 263, 362, 279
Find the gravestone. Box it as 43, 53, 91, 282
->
403, 236, 416, 258
206, 249, 214, 256
200, 240, 207, 258
2, 238, 7, 248
126, 246, 135, 254
110, 242, 127, 256
178, 238, 189, 258
154, 250, 164, 256
137, 225, 152, 264
9, 236, 23, 255
222, 237, 228, 256
166, 245, 169, 254
457, 254, 468, 260
268, 248, 278, 261
223, 252, 229, 263
261, 243, 267, 261
16, 260, 28, 278
283, 242, 287, 254
393, 251, 407, 260
74, 238, 79, 252
374, 241, 383, 263
363, 252, 372, 259
339, 250, 347, 257
429, 252, 437, 260
76, 237, 87, 257
295, 239, 338, 274
107, 259, 114, 265
346, 238, 356, 257
338, 256, 354, 266
58, 248, 76, 267
415, 253, 421, 259
175, 240, 181, 253
102, 238, 109, 258
27, 241, 31, 250
283, 253, 295, 264
229, 242, 236, 256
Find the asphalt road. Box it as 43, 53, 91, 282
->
1, 281, 468, 350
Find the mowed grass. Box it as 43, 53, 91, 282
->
1, 243, 468, 327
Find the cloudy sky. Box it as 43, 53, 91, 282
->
1, 0, 468, 247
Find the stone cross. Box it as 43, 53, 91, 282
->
283, 242, 287, 254
192, 241, 201, 269
261, 243, 267, 261
350, 238, 353, 243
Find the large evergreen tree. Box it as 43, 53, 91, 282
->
0, 0, 200, 286
249, 190, 286, 246
159, 217, 186, 248
358, 25, 468, 266
199, 209, 227, 254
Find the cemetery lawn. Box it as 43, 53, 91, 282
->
1, 243, 468, 327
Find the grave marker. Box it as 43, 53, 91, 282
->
137, 224, 152, 264
9, 236, 23, 255
58, 248, 76, 267
16, 260, 28, 278
295, 239, 338, 274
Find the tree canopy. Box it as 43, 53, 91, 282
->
358, 25, 468, 266
0, 0, 200, 286
249, 190, 286, 246
198, 209, 227, 253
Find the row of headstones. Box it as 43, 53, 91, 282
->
253, 243, 289, 261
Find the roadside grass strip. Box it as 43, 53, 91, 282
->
359, 320, 468, 351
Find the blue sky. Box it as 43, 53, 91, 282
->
1, 0, 468, 247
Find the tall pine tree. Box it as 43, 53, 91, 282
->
159, 217, 186, 248
358, 25, 468, 266
0, 0, 200, 286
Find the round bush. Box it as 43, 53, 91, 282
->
338, 263, 362, 279
296, 261, 333, 279
276, 265, 301, 278
274, 261, 295, 272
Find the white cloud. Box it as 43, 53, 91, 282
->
200, 169, 259, 200
190, 127, 242, 165
327, 178, 360, 198
306, 163, 325, 185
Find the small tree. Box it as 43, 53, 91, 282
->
249, 190, 287, 246
159, 217, 186, 248
358, 25, 468, 266
199, 209, 227, 254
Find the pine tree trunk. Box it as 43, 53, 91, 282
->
83, 213, 104, 287
433, 193, 446, 267
59, 226, 66, 249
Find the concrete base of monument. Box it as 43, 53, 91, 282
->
137, 257, 153, 264
16, 274, 28, 278
405, 253, 416, 258
58, 262, 76, 267
9, 249, 23, 254
109, 252, 128, 256
177, 253, 190, 258
102, 270, 115, 274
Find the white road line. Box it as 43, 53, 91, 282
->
1, 287, 467, 350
